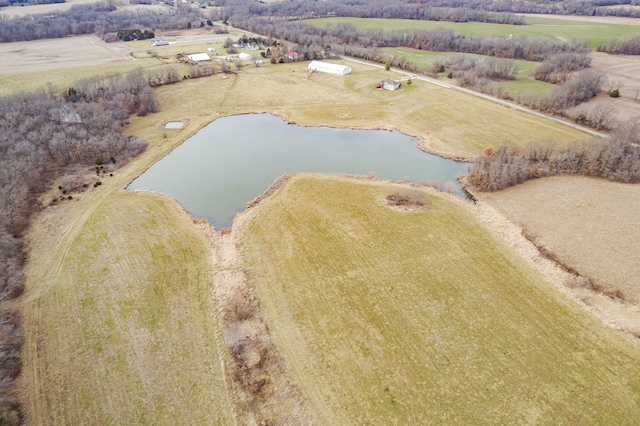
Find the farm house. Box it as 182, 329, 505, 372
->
377, 78, 400, 91
239, 52, 253, 60
308, 61, 352, 75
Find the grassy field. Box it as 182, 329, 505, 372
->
309, 16, 640, 49
241, 174, 640, 424
20, 173, 236, 424
125, 61, 587, 160
14, 33, 607, 424
381, 47, 554, 94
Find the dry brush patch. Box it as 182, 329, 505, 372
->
211, 233, 311, 425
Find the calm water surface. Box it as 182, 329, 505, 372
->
128, 113, 468, 228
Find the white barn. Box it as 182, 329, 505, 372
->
239, 52, 253, 60
308, 61, 352, 75
187, 53, 211, 62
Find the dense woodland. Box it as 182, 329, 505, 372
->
467, 119, 640, 191
0, 71, 156, 425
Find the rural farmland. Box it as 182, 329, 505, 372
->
1, 3, 639, 425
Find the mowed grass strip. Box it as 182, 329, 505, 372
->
309, 17, 640, 49
242, 175, 640, 424
21, 189, 234, 424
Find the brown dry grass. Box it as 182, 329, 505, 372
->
477, 176, 640, 331
583, 52, 640, 123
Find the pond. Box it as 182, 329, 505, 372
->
128, 113, 469, 229
165, 121, 184, 129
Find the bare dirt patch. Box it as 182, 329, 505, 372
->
564, 52, 640, 125
0, 0, 99, 18
474, 176, 640, 335
0, 35, 136, 75
522, 13, 640, 26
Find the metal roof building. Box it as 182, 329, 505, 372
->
308, 61, 352, 75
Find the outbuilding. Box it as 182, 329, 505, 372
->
187, 53, 211, 62
239, 52, 253, 60
308, 61, 352, 75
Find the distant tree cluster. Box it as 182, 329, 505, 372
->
446, 53, 518, 83
116, 28, 155, 42
229, 19, 589, 62
0, 0, 206, 43
0, 70, 154, 425
532, 53, 592, 83
597, 35, 640, 55
466, 119, 640, 191
217, 0, 525, 25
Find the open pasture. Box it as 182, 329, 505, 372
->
309, 16, 640, 49
241, 174, 640, 424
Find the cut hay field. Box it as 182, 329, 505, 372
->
309, 16, 640, 49
241, 174, 640, 424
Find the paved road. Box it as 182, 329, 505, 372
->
341, 56, 609, 139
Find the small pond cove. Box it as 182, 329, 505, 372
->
128, 113, 469, 229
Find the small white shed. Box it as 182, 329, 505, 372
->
239, 52, 253, 60
308, 61, 352, 75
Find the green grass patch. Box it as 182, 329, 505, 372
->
243, 174, 640, 424
21, 191, 234, 424
309, 16, 640, 49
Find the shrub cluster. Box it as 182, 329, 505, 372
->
466, 120, 640, 192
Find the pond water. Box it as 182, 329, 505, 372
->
129, 113, 468, 229
165, 121, 184, 129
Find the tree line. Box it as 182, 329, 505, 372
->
227, 18, 590, 61
597, 35, 640, 55
0, 70, 155, 425
214, 0, 640, 21
466, 119, 640, 192
217, 0, 525, 25
0, 0, 210, 43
